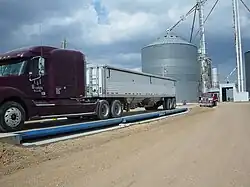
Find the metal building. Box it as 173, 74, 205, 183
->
245, 51, 250, 95
141, 34, 200, 103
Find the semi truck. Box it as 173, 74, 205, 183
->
0, 46, 177, 132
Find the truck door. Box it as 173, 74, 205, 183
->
26, 56, 47, 98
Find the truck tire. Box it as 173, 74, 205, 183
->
0, 101, 25, 132
96, 100, 110, 120
163, 99, 167, 110
171, 98, 176, 109
110, 100, 123, 118
163, 98, 171, 110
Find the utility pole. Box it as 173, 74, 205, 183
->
61, 38, 67, 49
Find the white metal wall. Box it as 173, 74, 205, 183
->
86, 65, 176, 98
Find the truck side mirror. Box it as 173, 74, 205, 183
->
38, 57, 45, 76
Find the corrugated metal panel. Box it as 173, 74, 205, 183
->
141, 33, 200, 103
86, 65, 176, 98
244, 51, 250, 94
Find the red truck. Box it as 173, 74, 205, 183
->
0, 46, 177, 132
199, 92, 218, 107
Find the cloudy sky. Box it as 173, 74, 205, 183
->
0, 0, 250, 82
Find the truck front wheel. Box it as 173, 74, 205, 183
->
0, 101, 25, 132
96, 100, 110, 120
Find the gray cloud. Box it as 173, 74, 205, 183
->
0, 0, 249, 84
0, 0, 90, 51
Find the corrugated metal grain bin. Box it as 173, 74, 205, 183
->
141, 33, 200, 103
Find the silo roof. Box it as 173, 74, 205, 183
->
143, 33, 197, 49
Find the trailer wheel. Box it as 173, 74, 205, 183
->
163, 99, 167, 110
167, 99, 171, 110
96, 100, 110, 120
111, 100, 123, 118
163, 98, 171, 110
0, 101, 25, 132
171, 98, 176, 109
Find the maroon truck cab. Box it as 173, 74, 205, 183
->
0, 46, 98, 132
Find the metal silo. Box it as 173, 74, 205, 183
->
211, 67, 219, 88
244, 51, 250, 95
141, 33, 200, 103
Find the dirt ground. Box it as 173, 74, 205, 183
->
1, 103, 250, 187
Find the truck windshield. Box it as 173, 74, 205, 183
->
0, 60, 27, 77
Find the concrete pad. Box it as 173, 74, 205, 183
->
0, 133, 21, 145
177, 104, 198, 109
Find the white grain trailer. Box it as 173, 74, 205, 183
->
86, 65, 176, 118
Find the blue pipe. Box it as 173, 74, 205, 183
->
122, 108, 187, 123
122, 111, 164, 123
17, 108, 188, 141
18, 118, 123, 140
